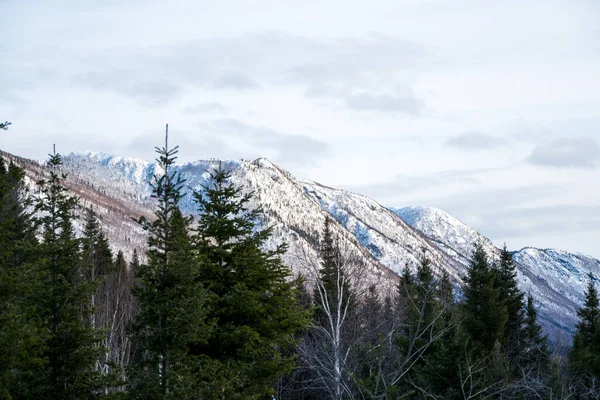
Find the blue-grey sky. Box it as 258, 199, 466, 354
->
1, 0, 599, 257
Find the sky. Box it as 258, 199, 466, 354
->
1, 0, 599, 257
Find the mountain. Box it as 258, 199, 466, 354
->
3, 149, 597, 340
392, 206, 600, 340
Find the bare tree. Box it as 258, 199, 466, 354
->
291, 218, 373, 399
96, 250, 135, 381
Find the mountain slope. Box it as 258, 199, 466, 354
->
2, 149, 595, 338
392, 205, 598, 338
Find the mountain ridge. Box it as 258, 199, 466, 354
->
2, 148, 596, 339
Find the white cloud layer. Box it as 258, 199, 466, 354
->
1, 0, 599, 257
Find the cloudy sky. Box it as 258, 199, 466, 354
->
1, 0, 599, 257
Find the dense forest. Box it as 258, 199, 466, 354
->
1, 122, 599, 399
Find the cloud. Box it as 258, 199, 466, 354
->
343, 166, 504, 199
446, 131, 510, 150
483, 204, 600, 239
183, 102, 228, 114
344, 92, 422, 115
71, 70, 183, 107
121, 118, 332, 168
212, 72, 260, 90
198, 118, 332, 167
527, 137, 600, 168
56, 32, 424, 110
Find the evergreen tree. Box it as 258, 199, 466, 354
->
130, 249, 140, 276
496, 245, 526, 362
33, 151, 105, 398
570, 272, 600, 378
190, 163, 310, 399
439, 269, 453, 307
0, 157, 45, 399
521, 295, 549, 369
462, 242, 508, 353
419, 279, 465, 400
395, 252, 452, 397
81, 209, 114, 341
313, 217, 356, 327
128, 128, 212, 399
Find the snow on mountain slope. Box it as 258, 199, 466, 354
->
301, 183, 464, 282
513, 248, 600, 332
3, 148, 594, 338
391, 206, 499, 268
58, 152, 399, 289
393, 205, 598, 338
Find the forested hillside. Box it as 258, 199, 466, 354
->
1, 125, 600, 398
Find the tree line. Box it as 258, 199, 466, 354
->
0, 123, 598, 399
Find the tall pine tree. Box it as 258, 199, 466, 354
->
462, 243, 508, 353
33, 150, 106, 398
190, 163, 310, 399
521, 295, 549, 370
570, 272, 600, 378
0, 156, 45, 399
128, 126, 212, 399
496, 245, 526, 363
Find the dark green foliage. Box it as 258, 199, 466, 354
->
0, 157, 45, 399
191, 164, 310, 399
128, 135, 211, 399
496, 245, 526, 362
396, 252, 458, 398
32, 152, 106, 398
82, 209, 114, 281
313, 217, 356, 327
462, 243, 508, 353
0, 121, 10, 130
570, 273, 600, 378
521, 295, 549, 369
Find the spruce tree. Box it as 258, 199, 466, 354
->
313, 217, 356, 327
462, 242, 508, 353
496, 245, 525, 362
81, 209, 114, 347
570, 272, 600, 377
190, 163, 310, 399
0, 157, 45, 398
521, 295, 549, 369
128, 128, 212, 399
33, 151, 105, 398
396, 252, 450, 397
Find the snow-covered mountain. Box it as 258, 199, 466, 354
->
392, 206, 600, 340
3, 149, 597, 340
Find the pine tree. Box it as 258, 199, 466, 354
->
420, 277, 465, 400
128, 127, 212, 398
521, 295, 549, 369
81, 208, 114, 375
496, 245, 525, 362
313, 217, 356, 327
190, 163, 310, 399
395, 252, 451, 397
462, 242, 508, 353
0, 157, 45, 398
33, 151, 105, 398
570, 272, 600, 377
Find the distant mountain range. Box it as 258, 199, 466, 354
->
3, 149, 598, 341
